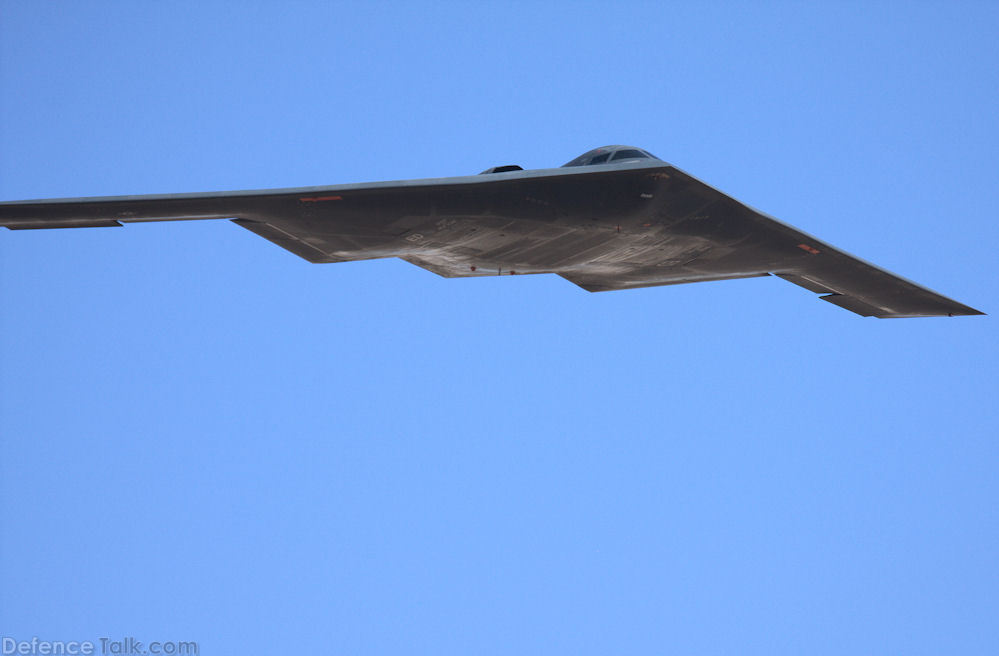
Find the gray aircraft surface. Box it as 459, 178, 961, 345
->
0, 145, 983, 318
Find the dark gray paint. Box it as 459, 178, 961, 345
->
0, 146, 983, 318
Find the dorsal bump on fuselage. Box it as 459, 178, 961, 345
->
561, 146, 661, 167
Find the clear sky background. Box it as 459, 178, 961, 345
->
1, 2, 997, 654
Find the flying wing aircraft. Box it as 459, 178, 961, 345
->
0, 145, 983, 318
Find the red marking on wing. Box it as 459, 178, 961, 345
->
299, 195, 342, 202
797, 243, 821, 255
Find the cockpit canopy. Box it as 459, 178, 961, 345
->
562, 145, 660, 167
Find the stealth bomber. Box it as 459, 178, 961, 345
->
0, 145, 982, 318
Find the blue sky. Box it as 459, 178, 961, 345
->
1, 2, 997, 654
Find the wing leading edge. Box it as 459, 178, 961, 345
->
0, 155, 983, 318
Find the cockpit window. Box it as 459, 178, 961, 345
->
610, 149, 647, 161
562, 150, 609, 167
562, 146, 660, 167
